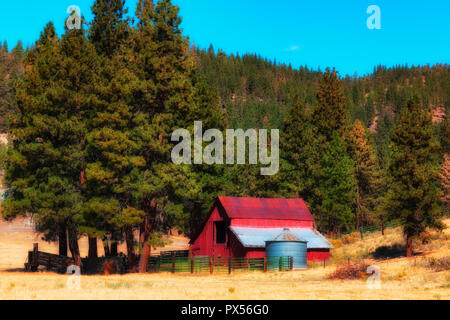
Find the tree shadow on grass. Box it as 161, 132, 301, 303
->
369, 243, 423, 259
2, 268, 27, 272
370, 243, 406, 259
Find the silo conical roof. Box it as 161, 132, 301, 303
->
272, 228, 306, 242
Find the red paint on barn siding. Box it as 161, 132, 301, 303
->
245, 249, 266, 258
307, 249, 330, 261
191, 206, 231, 257
190, 197, 330, 261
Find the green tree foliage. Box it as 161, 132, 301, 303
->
344, 120, 382, 228
89, 0, 130, 57
0, 41, 24, 132
132, 0, 226, 272
312, 68, 347, 142
279, 97, 318, 199
386, 96, 443, 256
1, 22, 100, 265
86, 0, 144, 264
314, 134, 356, 233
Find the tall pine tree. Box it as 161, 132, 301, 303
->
344, 120, 381, 229
314, 134, 356, 233
387, 96, 443, 256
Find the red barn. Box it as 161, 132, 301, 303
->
190, 196, 333, 261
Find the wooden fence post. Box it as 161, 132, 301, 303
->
157, 256, 160, 273
290, 256, 293, 271
33, 243, 39, 268
228, 256, 232, 274
171, 252, 175, 274
191, 257, 194, 274
279, 257, 282, 271
264, 257, 267, 273
323, 256, 326, 268
209, 256, 213, 274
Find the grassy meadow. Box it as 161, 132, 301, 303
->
0, 218, 448, 300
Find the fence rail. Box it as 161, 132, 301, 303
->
24, 244, 295, 275
25, 243, 74, 272
146, 255, 294, 274
333, 219, 403, 238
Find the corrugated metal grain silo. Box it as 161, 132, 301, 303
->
265, 228, 307, 269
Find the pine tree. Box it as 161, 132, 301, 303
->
387, 96, 443, 256
441, 154, 449, 217
89, 0, 130, 58
312, 68, 347, 142
86, 0, 145, 266
344, 120, 381, 229
0, 54, 10, 131
187, 70, 227, 235
132, 0, 209, 272
279, 97, 318, 199
1, 20, 103, 265
313, 134, 356, 233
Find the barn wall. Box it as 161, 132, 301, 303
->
245, 248, 265, 258
307, 249, 330, 261
229, 231, 247, 257
245, 248, 329, 261
231, 219, 313, 228
191, 206, 231, 257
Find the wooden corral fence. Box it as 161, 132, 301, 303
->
146, 254, 294, 274
23, 245, 296, 275
25, 243, 74, 272
158, 250, 190, 258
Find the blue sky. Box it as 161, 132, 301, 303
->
1, 0, 449, 76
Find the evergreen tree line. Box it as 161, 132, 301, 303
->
0, 40, 25, 131
1, 0, 225, 272
0, 0, 447, 263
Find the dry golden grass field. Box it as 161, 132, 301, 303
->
0, 217, 449, 300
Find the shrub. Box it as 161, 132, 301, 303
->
341, 232, 360, 245
328, 261, 370, 280
329, 238, 342, 248
423, 257, 450, 272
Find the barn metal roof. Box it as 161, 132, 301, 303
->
229, 226, 333, 249
218, 196, 314, 221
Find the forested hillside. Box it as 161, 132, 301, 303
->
194, 47, 449, 170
